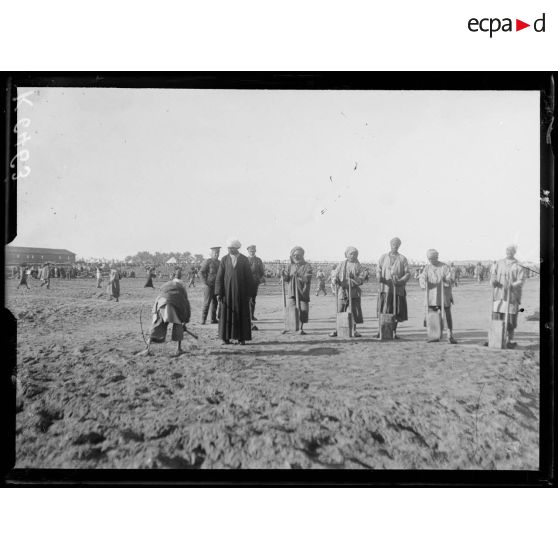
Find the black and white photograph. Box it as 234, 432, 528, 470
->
3, 75, 551, 475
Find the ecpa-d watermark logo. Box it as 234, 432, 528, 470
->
468, 12, 546, 37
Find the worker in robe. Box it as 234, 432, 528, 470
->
39, 263, 51, 289
140, 268, 191, 357
475, 262, 484, 283
215, 239, 255, 345
200, 246, 221, 325
17, 265, 30, 289
419, 249, 457, 344
282, 246, 313, 335
144, 267, 155, 288
377, 237, 411, 338
448, 262, 459, 287
107, 266, 120, 302
315, 268, 327, 296
96, 266, 103, 288
490, 245, 525, 349
329, 246, 364, 337
246, 245, 265, 329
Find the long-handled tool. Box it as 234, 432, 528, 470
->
423, 266, 428, 328
503, 274, 512, 348
425, 264, 443, 341
488, 271, 508, 349
337, 262, 353, 338
379, 262, 396, 340
284, 270, 300, 332
182, 324, 199, 340
440, 267, 446, 339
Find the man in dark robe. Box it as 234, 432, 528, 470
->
215, 238, 255, 345
144, 267, 155, 288
17, 265, 30, 289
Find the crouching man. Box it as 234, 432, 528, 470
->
140, 268, 191, 357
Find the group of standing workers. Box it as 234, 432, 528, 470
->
139, 237, 526, 355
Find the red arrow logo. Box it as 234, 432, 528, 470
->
516, 19, 530, 31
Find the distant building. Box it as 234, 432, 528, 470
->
5, 246, 76, 266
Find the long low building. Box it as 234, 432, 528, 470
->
5, 246, 76, 266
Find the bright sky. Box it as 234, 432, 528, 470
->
14, 87, 540, 263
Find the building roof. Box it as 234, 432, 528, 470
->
6, 246, 76, 255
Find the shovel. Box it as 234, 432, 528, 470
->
336, 263, 353, 338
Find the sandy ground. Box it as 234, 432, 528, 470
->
7, 274, 539, 470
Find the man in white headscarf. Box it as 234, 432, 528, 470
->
377, 237, 410, 338
490, 245, 525, 348
329, 246, 364, 337
282, 246, 313, 334
419, 249, 457, 344
215, 238, 255, 345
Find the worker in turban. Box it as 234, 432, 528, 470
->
282, 246, 313, 334
377, 237, 411, 338
330, 247, 364, 337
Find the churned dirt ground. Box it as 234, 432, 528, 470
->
7, 274, 539, 470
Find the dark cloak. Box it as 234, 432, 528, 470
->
156, 280, 191, 323
215, 253, 255, 342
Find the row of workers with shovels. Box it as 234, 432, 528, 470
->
281, 240, 526, 350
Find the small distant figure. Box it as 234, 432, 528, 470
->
144, 267, 155, 288
140, 268, 191, 357
96, 266, 103, 288
329, 266, 337, 295
315, 268, 327, 296
17, 266, 30, 290
39, 263, 51, 289
107, 266, 120, 302
187, 267, 198, 288
448, 262, 459, 287
475, 261, 484, 283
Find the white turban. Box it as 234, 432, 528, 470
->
226, 238, 241, 249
